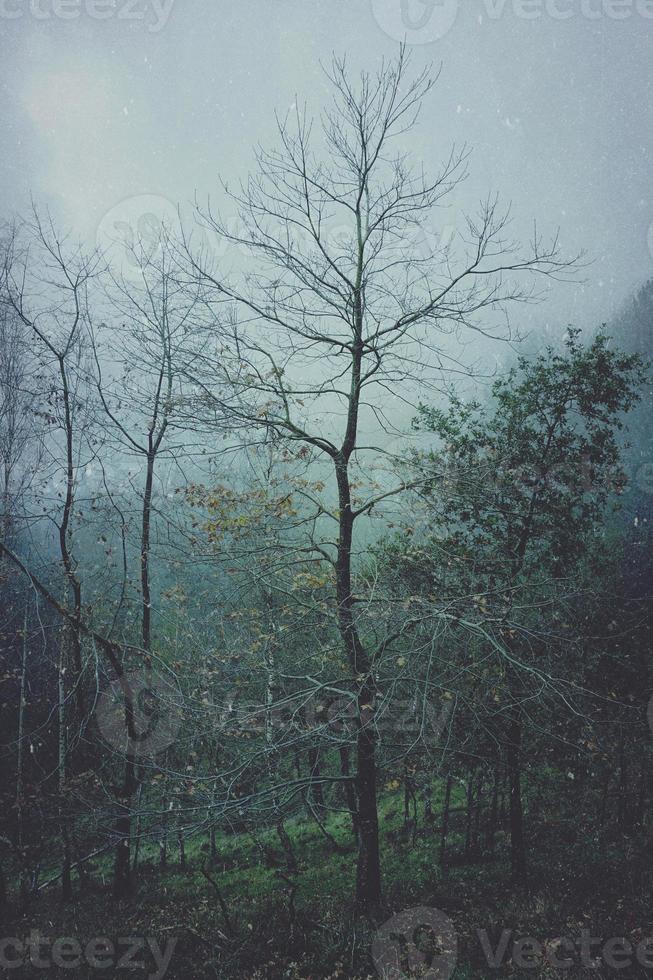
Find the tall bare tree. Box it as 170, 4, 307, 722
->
89, 230, 206, 896
0, 306, 40, 547
91, 229, 206, 653
1, 210, 103, 899
182, 47, 579, 912
1, 210, 101, 721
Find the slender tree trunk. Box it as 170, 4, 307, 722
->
159, 774, 169, 869
141, 450, 155, 653
112, 751, 137, 898
403, 765, 416, 829
16, 605, 28, 902
473, 773, 483, 851
275, 821, 297, 871
439, 775, 453, 869
423, 778, 433, 824
263, 623, 296, 872
308, 747, 325, 809
464, 772, 474, 855
618, 736, 628, 830
498, 774, 507, 827
637, 769, 647, 827
487, 769, 499, 854
508, 718, 527, 881
599, 772, 610, 828
339, 745, 359, 839
115, 447, 156, 896
334, 456, 381, 913
132, 782, 144, 873
355, 723, 381, 909
58, 634, 73, 900
58, 356, 85, 722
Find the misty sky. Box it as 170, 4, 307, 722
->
2, 0, 652, 335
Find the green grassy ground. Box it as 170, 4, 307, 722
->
3, 778, 651, 978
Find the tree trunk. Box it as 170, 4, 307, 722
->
464, 772, 474, 855
262, 622, 296, 872
439, 775, 453, 869
599, 772, 610, 828
637, 769, 647, 827
334, 456, 382, 914
16, 605, 27, 903
487, 769, 499, 853
132, 783, 144, 873
618, 735, 628, 830
423, 778, 433, 824
112, 752, 137, 899
403, 765, 416, 829
507, 718, 527, 881
140, 450, 155, 653
308, 747, 325, 808
58, 354, 85, 722
339, 745, 359, 839
276, 821, 297, 872
473, 773, 483, 851
58, 634, 73, 901
355, 722, 381, 911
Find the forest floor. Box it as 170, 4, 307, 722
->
3, 774, 652, 979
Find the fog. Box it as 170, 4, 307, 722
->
2, 0, 652, 338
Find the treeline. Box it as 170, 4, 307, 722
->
0, 49, 651, 932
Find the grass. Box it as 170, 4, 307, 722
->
3, 776, 651, 978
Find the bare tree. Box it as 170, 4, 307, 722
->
91, 228, 206, 652
181, 47, 579, 912
1, 210, 102, 899
0, 306, 41, 547
1, 210, 101, 721
88, 230, 206, 896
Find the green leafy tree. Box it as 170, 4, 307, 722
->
406, 331, 645, 877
